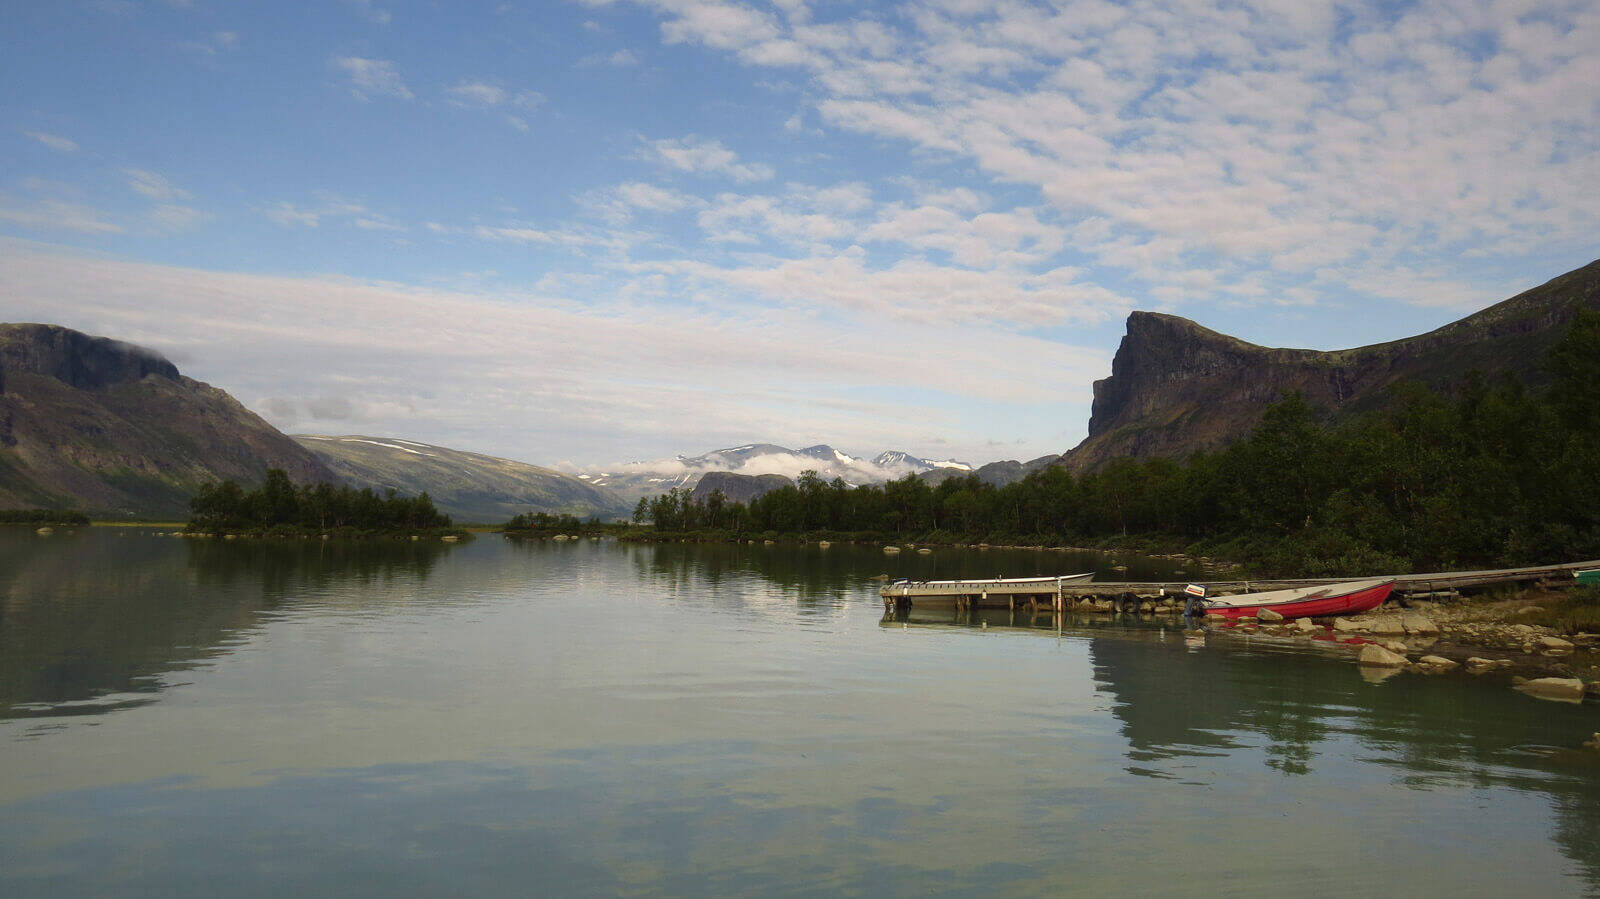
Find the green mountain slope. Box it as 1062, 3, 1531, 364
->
294, 435, 628, 523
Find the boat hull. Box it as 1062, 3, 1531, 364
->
1204, 580, 1394, 620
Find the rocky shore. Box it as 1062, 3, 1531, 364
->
1193, 590, 1600, 706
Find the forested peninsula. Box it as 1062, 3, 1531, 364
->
187, 469, 460, 537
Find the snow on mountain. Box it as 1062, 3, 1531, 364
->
570, 444, 972, 504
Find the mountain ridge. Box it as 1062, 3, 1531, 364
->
0, 323, 335, 517
293, 435, 629, 523
1065, 258, 1600, 470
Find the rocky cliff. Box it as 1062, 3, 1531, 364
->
1065, 258, 1600, 470
0, 324, 335, 517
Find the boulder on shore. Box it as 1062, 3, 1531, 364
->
1358, 644, 1407, 668
1332, 617, 1364, 633
1371, 618, 1406, 636
1257, 608, 1284, 623
1401, 615, 1440, 635
1291, 617, 1316, 634
1539, 636, 1575, 654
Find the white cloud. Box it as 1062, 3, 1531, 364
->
23, 131, 78, 152
262, 192, 387, 230
0, 239, 1106, 463
331, 57, 413, 100
447, 82, 508, 106
0, 199, 122, 234
124, 168, 189, 202
609, 0, 1600, 314
579, 48, 639, 66
643, 136, 774, 182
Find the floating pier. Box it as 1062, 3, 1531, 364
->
880, 559, 1600, 614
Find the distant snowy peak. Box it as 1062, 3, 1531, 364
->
872, 450, 971, 472
585, 443, 973, 505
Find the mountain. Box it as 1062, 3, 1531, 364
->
293, 435, 628, 523
871, 450, 972, 472
971, 454, 1064, 486
0, 323, 334, 517
579, 444, 973, 505
689, 471, 794, 504
1065, 258, 1600, 471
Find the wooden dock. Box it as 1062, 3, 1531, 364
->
880, 559, 1600, 613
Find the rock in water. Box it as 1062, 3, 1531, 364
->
1256, 608, 1284, 622
1291, 617, 1316, 634
1358, 644, 1407, 668
1513, 677, 1587, 702
1419, 655, 1459, 670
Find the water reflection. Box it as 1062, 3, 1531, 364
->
0, 530, 456, 721
3, 531, 1597, 895
886, 607, 1600, 887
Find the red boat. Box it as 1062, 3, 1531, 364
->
1202, 578, 1395, 620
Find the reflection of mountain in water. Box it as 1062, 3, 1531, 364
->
1086, 629, 1600, 886
0, 531, 454, 722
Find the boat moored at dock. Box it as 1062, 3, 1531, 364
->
1200, 578, 1394, 620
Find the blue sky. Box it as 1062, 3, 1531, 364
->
2, 0, 1597, 468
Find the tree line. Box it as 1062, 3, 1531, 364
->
188, 469, 452, 535
0, 509, 91, 525
504, 511, 605, 535
634, 310, 1600, 577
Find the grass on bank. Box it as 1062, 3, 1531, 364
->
1515, 585, 1600, 633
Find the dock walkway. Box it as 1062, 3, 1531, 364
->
879, 559, 1600, 613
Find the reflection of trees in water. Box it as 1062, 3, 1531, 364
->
621, 542, 1193, 610
635, 542, 869, 604
1089, 633, 1600, 886
185, 536, 450, 598
0, 532, 455, 723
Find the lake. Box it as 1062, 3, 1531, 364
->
2, 528, 1597, 896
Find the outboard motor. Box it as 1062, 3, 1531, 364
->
1181, 583, 1208, 628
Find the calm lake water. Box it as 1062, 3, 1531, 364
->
2, 528, 1597, 896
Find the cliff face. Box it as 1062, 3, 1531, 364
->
1066, 258, 1600, 470
0, 323, 335, 517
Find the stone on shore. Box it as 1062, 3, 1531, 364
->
1513, 677, 1587, 702
1257, 608, 1284, 622
1401, 615, 1440, 635
1358, 644, 1407, 668
1291, 617, 1316, 634
1539, 636, 1575, 654
1332, 617, 1364, 633
1371, 618, 1406, 636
